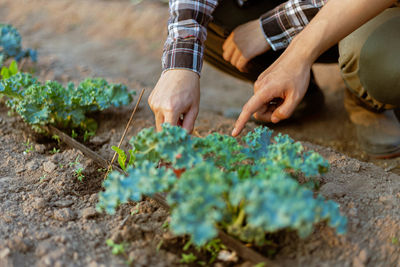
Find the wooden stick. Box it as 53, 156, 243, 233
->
19, 58, 27, 71
103, 88, 145, 179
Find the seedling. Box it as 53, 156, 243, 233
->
105, 239, 127, 255
23, 139, 34, 154
50, 147, 60, 154
52, 135, 61, 144
83, 130, 95, 142
69, 156, 85, 181
39, 174, 47, 182
180, 253, 197, 264
74, 167, 85, 182
71, 129, 78, 139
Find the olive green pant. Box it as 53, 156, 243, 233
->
204, 0, 338, 82
339, 7, 400, 111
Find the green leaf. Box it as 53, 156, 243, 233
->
111, 146, 127, 171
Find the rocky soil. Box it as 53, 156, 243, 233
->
0, 0, 399, 266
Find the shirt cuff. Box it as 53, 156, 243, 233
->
259, 6, 291, 51
162, 38, 203, 76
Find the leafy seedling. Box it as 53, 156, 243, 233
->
23, 139, 34, 154
50, 147, 60, 154
106, 239, 126, 255
180, 253, 197, 264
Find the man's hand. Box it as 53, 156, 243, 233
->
231, 47, 312, 137
222, 19, 270, 72
148, 69, 200, 133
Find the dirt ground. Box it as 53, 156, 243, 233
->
0, 0, 399, 266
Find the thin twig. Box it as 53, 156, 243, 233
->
19, 58, 27, 71
103, 88, 145, 180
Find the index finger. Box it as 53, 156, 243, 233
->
231, 93, 271, 136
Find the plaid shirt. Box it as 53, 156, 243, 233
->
162, 0, 397, 75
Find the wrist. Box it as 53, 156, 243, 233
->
285, 37, 320, 68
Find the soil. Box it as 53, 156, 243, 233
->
0, 0, 399, 266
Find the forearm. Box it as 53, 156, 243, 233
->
290, 0, 397, 63
162, 0, 218, 75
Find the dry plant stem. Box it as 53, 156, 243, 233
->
19, 58, 27, 70
104, 88, 145, 180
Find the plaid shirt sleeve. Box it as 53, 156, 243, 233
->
260, 0, 327, 51
162, 0, 218, 75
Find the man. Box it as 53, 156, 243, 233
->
149, 0, 400, 158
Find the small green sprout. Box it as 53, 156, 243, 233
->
50, 147, 60, 154
392, 237, 399, 245
180, 253, 197, 264
39, 174, 47, 182
52, 134, 61, 143
83, 130, 95, 142
106, 239, 127, 255
69, 156, 85, 181
23, 139, 34, 154
71, 129, 78, 139
74, 167, 85, 182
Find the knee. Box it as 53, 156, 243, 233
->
359, 17, 400, 106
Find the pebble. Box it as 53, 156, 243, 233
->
43, 161, 57, 173
53, 208, 77, 222
15, 166, 26, 174
33, 198, 46, 209
0, 248, 10, 258
35, 241, 53, 257
34, 144, 46, 154
319, 182, 346, 199
26, 160, 40, 171
35, 231, 51, 240
90, 135, 110, 146
81, 207, 97, 219
7, 237, 30, 253
217, 250, 238, 262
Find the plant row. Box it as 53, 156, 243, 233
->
0, 61, 134, 133
98, 124, 347, 246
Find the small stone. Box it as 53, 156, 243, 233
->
15, 166, 26, 174
345, 161, 361, 173
352, 257, 365, 267
36, 241, 53, 257
90, 135, 110, 146
35, 231, 51, 240
34, 144, 46, 154
26, 160, 39, 171
53, 200, 74, 208
320, 182, 346, 199
81, 207, 97, 219
358, 249, 368, 263
88, 194, 98, 204
8, 237, 29, 253
53, 208, 77, 222
0, 248, 10, 258
217, 250, 238, 262
33, 198, 46, 209
349, 207, 357, 216
43, 161, 57, 173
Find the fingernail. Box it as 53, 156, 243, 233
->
231, 127, 237, 136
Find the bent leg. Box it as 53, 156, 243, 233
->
339, 7, 400, 111
204, 0, 338, 82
